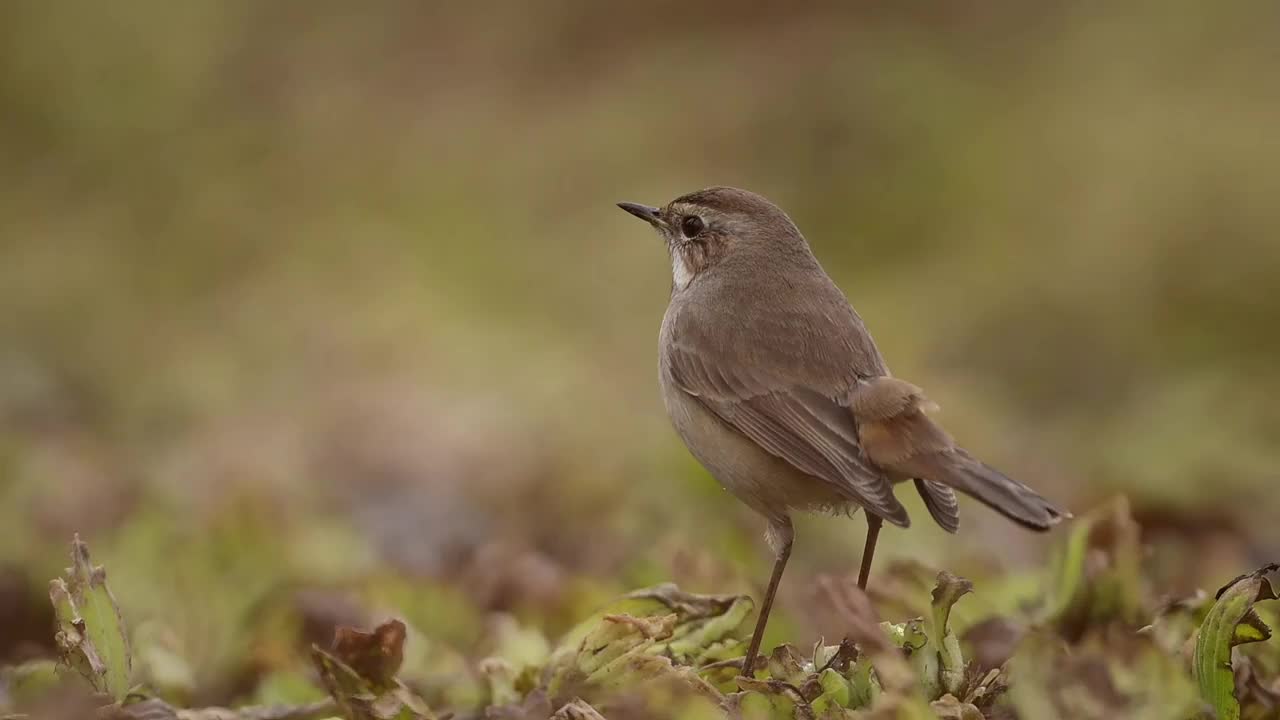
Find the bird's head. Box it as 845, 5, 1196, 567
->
617, 186, 810, 291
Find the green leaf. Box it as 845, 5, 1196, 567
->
550, 584, 749, 666
764, 644, 806, 687
809, 667, 851, 714
479, 657, 521, 707
666, 594, 754, 665
1193, 564, 1279, 720
544, 584, 747, 700
1043, 496, 1144, 638
0, 660, 62, 707
928, 572, 972, 698
848, 653, 878, 709
49, 535, 133, 701
132, 620, 196, 701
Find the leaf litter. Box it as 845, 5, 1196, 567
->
4, 502, 1280, 719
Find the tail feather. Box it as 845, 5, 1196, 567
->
905, 449, 1066, 531
848, 376, 1067, 531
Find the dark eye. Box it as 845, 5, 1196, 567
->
680, 215, 705, 238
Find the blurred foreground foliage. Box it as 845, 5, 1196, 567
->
4, 499, 1278, 719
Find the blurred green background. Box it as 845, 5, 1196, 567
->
2, 0, 1277, 703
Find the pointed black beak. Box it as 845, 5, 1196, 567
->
617, 202, 662, 225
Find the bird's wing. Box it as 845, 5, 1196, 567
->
914, 479, 960, 533
665, 340, 910, 527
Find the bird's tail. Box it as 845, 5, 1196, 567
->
906, 449, 1066, 531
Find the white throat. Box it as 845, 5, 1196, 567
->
671, 251, 694, 291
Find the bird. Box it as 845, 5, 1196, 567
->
617, 187, 1066, 678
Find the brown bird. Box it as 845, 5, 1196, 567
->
618, 187, 1066, 677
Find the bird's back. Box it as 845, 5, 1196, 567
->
665, 249, 889, 395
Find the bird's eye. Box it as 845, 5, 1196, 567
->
681, 215, 705, 238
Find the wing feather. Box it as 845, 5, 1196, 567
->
667, 342, 909, 527
915, 479, 960, 533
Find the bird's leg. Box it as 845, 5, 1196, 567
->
741, 517, 794, 678
857, 514, 883, 589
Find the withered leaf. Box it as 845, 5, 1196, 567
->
330, 619, 408, 692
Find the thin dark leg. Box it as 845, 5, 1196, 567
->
741, 519, 794, 678
857, 514, 883, 590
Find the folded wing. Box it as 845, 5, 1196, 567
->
666, 342, 911, 527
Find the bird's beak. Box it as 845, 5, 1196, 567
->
617, 202, 662, 226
